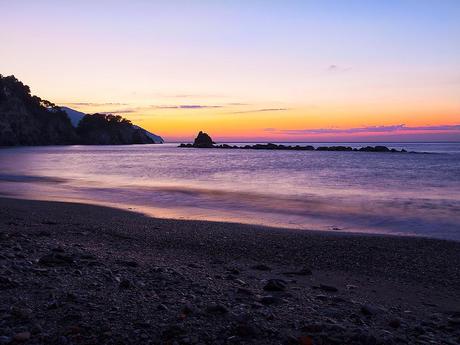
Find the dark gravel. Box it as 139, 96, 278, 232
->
0, 197, 459, 344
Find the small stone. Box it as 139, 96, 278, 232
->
235, 279, 247, 286
319, 284, 338, 292
58, 336, 68, 345
263, 279, 286, 291
181, 303, 194, 315
0, 276, 19, 290
237, 287, 253, 296
0, 336, 12, 345
260, 295, 281, 305
158, 303, 169, 311
251, 264, 272, 271
119, 279, 132, 289
302, 323, 324, 333
315, 294, 329, 301
115, 259, 139, 267
39, 252, 74, 266
361, 304, 380, 316
448, 317, 460, 326
13, 332, 30, 342
283, 267, 312, 276
234, 323, 258, 338
389, 318, 401, 328
205, 304, 228, 314
10, 307, 32, 320
226, 267, 240, 275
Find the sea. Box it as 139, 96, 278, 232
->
1, 142, 459, 241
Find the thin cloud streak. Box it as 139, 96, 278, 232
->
327, 64, 352, 72
62, 102, 129, 107
98, 109, 137, 114
152, 104, 223, 109
265, 124, 460, 135
229, 108, 289, 114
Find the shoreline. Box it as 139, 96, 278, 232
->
1, 197, 459, 344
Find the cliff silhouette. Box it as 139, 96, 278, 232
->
0, 75, 163, 146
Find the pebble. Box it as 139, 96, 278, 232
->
251, 264, 272, 271
205, 304, 228, 314
117, 260, 139, 268
237, 287, 253, 296
319, 284, 338, 292
12, 332, 30, 342
38, 252, 74, 266
389, 318, 401, 328
448, 317, 460, 326
283, 267, 312, 276
119, 279, 132, 289
361, 304, 380, 316
0, 336, 12, 345
263, 279, 287, 292
260, 295, 281, 305
158, 303, 169, 311
233, 323, 258, 338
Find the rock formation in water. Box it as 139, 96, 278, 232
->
0, 74, 163, 146
193, 131, 215, 148
180, 132, 410, 153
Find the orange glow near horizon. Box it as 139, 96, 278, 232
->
60, 101, 460, 142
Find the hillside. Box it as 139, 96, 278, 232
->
0, 75, 77, 145
0, 75, 163, 146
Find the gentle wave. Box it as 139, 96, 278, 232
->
0, 143, 459, 240
0, 174, 68, 183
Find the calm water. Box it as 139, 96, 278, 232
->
1, 143, 459, 240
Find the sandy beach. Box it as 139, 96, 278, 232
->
0, 197, 459, 344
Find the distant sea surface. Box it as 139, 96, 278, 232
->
1, 142, 459, 241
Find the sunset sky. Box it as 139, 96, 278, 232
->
1, 0, 460, 142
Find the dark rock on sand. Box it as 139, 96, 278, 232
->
448, 316, 460, 326
38, 252, 74, 266
205, 303, 228, 314
264, 279, 287, 291
12, 332, 31, 342
0, 336, 12, 344
283, 267, 312, 276
116, 259, 139, 268
389, 318, 401, 328
237, 287, 254, 296
260, 295, 282, 305
0, 276, 19, 290
119, 279, 133, 289
361, 304, 380, 316
251, 264, 272, 271
319, 284, 338, 292
233, 322, 259, 338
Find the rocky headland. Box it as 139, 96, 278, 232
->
0, 75, 163, 146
